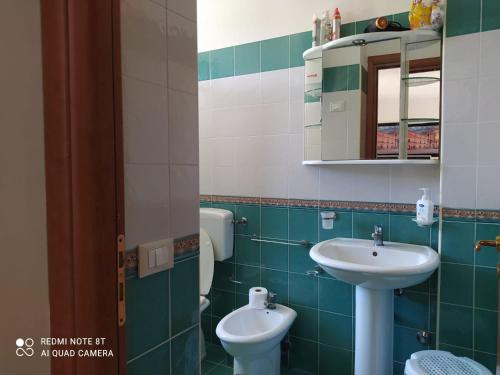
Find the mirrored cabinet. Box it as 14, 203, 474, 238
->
303, 30, 442, 165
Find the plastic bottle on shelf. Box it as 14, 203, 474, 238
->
332, 8, 341, 40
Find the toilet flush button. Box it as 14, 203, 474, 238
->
156, 246, 169, 266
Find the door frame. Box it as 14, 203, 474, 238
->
40, 1, 126, 374
365, 54, 441, 159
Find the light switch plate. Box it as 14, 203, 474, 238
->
329, 100, 346, 112
138, 238, 174, 278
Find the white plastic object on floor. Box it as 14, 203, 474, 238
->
405, 350, 492, 375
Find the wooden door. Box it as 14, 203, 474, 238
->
41, 0, 126, 374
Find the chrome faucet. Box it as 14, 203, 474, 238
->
265, 291, 277, 310
372, 225, 384, 246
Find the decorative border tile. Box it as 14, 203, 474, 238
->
442, 208, 476, 221
125, 233, 200, 271
201, 195, 442, 215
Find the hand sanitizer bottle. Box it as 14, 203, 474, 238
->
416, 188, 434, 226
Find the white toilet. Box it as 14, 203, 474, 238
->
405, 350, 492, 375
199, 208, 234, 359
216, 299, 297, 375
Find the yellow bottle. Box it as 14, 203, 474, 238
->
409, 0, 433, 30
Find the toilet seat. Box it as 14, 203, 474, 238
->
405, 350, 492, 375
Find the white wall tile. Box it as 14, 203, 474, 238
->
261, 166, 288, 199
289, 100, 304, 134
478, 76, 500, 123
441, 123, 477, 166
198, 80, 211, 109
288, 134, 320, 200
199, 108, 214, 139
261, 135, 289, 166
170, 164, 199, 238
168, 89, 199, 164
212, 137, 236, 167
232, 105, 263, 136
389, 166, 440, 204
477, 122, 500, 166
480, 29, 500, 78
319, 167, 356, 201
122, 0, 167, 85
261, 102, 289, 135
212, 107, 241, 137
125, 164, 170, 248
199, 139, 213, 195
476, 166, 500, 210
261, 69, 289, 104
441, 165, 476, 209
289, 66, 305, 102
123, 76, 169, 164
167, 0, 196, 21
210, 77, 236, 108
212, 166, 237, 196
167, 10, 197, 94
234, 136, 263, 197
233, 73, 261, 106
442, 78, 478, 124
442, 34, 479, 81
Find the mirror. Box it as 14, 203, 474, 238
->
304, 34, 442, 162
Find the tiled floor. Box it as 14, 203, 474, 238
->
201, 343, 233, 375
201, 342, 316, 375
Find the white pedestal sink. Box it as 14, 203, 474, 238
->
310, 238, 439, 375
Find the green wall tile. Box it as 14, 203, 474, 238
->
261, 269, 288, 304
390, 215, 431, 246
235, 264, 260, 294
475, 266, 498, 310
353, 212, 390, 240
394, 291, 429, 330
198, 52, 210, 81
126, 271, 170, 359
210, 47, 234, 79
319, 311, 353, 350
355, 18, 376, 34
474, 351, 497, 373
394, 362, 406, 375
440, 303, 473, 348
476, 223, 500, 267
291, 304, 318, 341
393, 325, 428, 362
441, 221, 475, 264
201, 314, 212, 343
347, 64, 360, 91
235, 292, 248, 308
172, 326, 199, 375
212, 289, 236, 317
213, 262, 235, 292
289, 244, 317, 274
439, 343, 473, 357
261, 36, 290, 72
127, 342, 170, 375
323, 66, 348, 92
319, 210, 353, 241
319, 345, 352, 375
235, 42, 260, 76
482, 0, 500, 32
201, 361, 216, 374
340, 22, 356, 38
261, 206, 288, 239
475, 309, 498, 353
290, 31, 311, 68
235, 235, 260, 266
261, 242, 288, 271
171, 257, 199, 335
234, 204, 260, 236
200, 201, 212, 208
440, 263, 473, 306
209, 365, 233, 375
319, 278, 353, 316
446, 0, 481, 37
289, 208, 318, 242
289, 336, 318, 374
392, 12, 410, 29
289, 273, 318, 308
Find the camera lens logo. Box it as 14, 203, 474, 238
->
16, 338, 34, 357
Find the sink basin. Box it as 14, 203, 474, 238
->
310, 237, 440, 375
309, 237, 439, 290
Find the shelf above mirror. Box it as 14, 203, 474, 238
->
402, 76, 440, 87
302, 159, 439, 166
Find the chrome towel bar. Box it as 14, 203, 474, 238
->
250, 237, 310, 248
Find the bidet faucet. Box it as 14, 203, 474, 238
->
265, 291, 277, 310
372, 225, 384, 246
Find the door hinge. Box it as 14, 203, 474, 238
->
117, 234, 126, 327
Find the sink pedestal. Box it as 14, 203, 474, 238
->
355, 286, 393, 375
